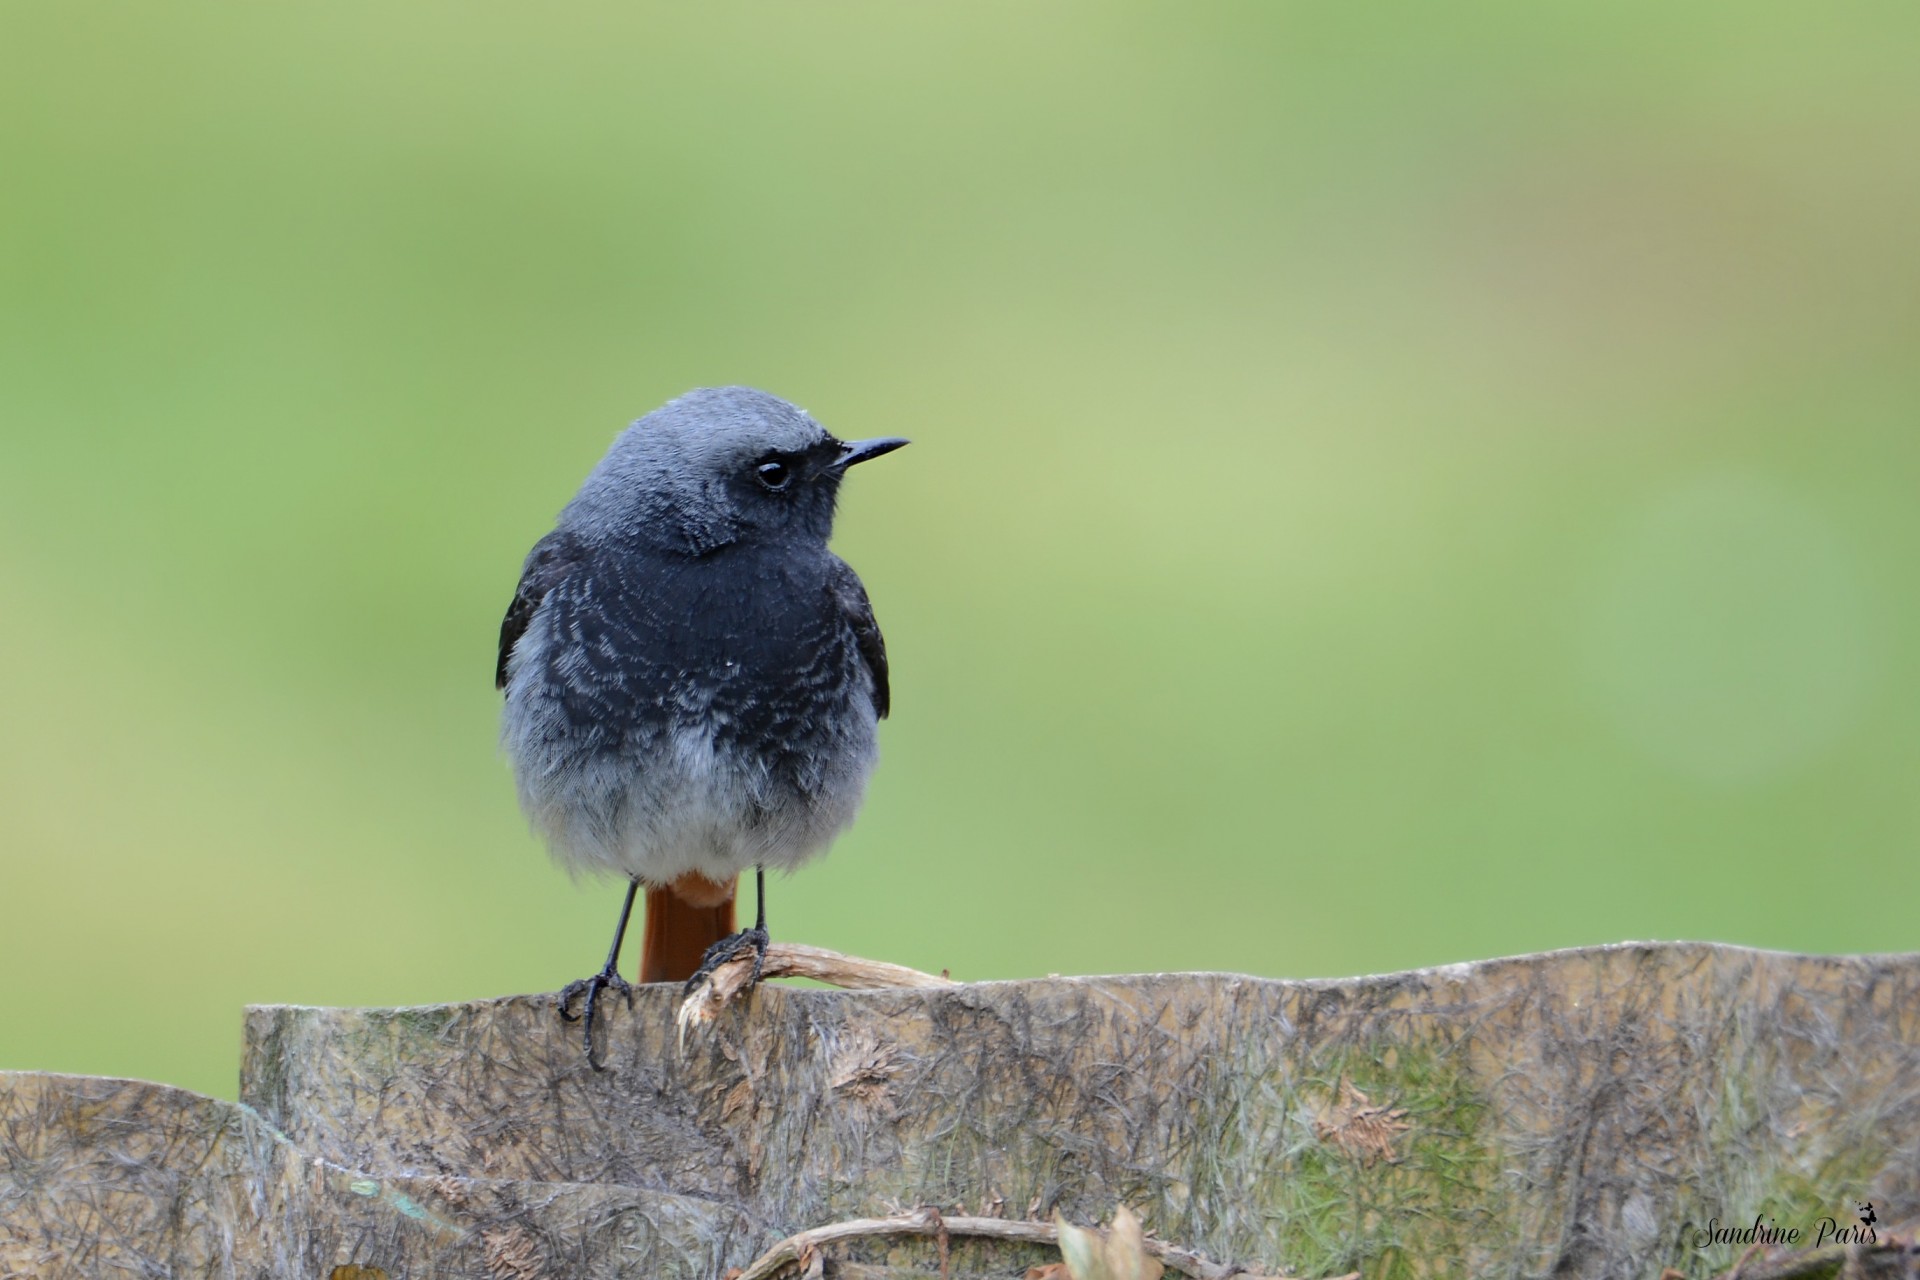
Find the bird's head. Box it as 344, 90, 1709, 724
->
564, 386, 907, 554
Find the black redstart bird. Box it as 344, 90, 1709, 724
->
496, 386, 905, 1063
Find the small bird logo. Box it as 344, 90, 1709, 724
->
1858, 1202, 1877, 1228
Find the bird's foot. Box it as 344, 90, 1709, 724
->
682, 926, 771, 999
557, 964, 634, 1070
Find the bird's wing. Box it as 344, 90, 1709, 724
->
827, 556, 890, 719
496, 529, 586, 690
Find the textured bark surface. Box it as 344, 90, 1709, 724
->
3, 942, 1918, 1279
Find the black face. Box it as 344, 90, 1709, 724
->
718, 432, 908, 548
747, 437, 846, 491
728, 436, 851, 542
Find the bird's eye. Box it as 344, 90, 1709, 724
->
755, 460, 794, 491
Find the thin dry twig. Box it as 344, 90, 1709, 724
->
1722, 1241, 1768, 1280
728, 1207, 1336, 1280
678, 944, 953, 1044
1708, 1239, 1917, 1280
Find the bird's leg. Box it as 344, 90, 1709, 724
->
682, 865, 771, 996
558, 877, 639, 1069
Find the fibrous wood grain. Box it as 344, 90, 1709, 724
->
3, 942, 1918, 1279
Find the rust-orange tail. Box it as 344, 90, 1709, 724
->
638, 873, 738, 984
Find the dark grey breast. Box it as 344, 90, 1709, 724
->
497, 535, 889, 782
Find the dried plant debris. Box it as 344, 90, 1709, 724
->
1314, 1077, 1413, 1167
479, 1225, 547, 1280
1053, 1206, 1164, 1280
830, 1030, 906, 1105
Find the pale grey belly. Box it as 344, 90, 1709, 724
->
501, 630, 879, 883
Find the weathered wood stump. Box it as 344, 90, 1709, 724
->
3, 942, 1917, 1278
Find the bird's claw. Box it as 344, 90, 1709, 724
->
557, 968, 632, 1020
557, 966, 634, 1070
682, 926, 770, 999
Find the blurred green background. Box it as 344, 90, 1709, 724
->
2, 5, 1915, 1100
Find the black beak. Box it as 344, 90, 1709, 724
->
834, 436, 910, 469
